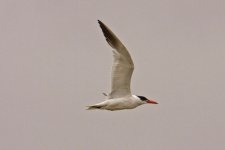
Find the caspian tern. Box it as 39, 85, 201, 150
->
87, 20, 158, 111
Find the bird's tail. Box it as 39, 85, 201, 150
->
86, 105, 102, 110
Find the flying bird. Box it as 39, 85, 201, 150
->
87, 20, 158, 111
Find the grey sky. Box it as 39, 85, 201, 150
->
0, 0, 225, 150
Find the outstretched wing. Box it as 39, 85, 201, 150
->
98, 20, 134, 99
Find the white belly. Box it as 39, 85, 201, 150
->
102, 97, 142, 111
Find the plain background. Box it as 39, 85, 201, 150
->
1, 0, 225, 150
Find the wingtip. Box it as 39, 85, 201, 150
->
97, 20, 104, 26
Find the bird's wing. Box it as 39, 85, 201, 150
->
98, 20, 134, 99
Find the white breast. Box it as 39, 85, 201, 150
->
102, 95, 144, 111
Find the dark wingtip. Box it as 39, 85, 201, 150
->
98, 20, 104, 27
97, 20, 106, 35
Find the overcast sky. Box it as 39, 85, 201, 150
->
1, 0, 225, 150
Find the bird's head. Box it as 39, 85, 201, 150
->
137, 95, 158, 104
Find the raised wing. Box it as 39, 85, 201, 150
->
98, 20, 134, 99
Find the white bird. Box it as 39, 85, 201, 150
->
87, 20, 158, 111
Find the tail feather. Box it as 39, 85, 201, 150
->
86, 105, 102, 110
